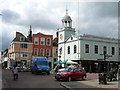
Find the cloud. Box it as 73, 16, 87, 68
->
0, 1, 118, 51
73, 2, 118, 38
2, 9, 20, 24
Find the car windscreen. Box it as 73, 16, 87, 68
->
36, 61, 47, 66
63, 68, 74, 72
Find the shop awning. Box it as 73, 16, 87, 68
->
52, 60, 68, 64
66, 60, 78, 64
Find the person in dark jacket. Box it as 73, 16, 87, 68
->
12, 66, 18, 80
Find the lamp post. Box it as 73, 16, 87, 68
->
59, 48, 62, 64
99, 53, 112, 84
100, 54, 112, 72
58, 55, 61, 64
46, 55, 49, 64
100, 54, 106, 72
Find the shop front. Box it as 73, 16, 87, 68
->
79, 60, 119, 73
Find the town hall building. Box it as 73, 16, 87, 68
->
57, 10, 120, 73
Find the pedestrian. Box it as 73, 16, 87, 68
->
12, 65, 18, 80
55, 64, 60, 73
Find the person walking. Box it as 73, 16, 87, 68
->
12, 66, 18, 80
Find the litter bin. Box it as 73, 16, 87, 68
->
99, 73, 107, 84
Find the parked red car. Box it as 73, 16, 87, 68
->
55, 67, 86, 81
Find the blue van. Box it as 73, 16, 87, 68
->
30, 58, 50, 75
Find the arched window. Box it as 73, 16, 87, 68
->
74, 45, 77, 53
68, 21, 70, 27
68, 46, 70, 54
65, 21, 67, 23
65, 21, 67, 27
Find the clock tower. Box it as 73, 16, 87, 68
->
57, 10, 75, 63
58, 9, 75, 43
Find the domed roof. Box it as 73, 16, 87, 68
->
62, 15, 72, 21
62, 9, 72, 21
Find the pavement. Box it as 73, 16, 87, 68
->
60, 73, 119, 90
2, 69, 120, 89
0, 65, 2, 90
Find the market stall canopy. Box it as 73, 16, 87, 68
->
66, 60, 78, 64
52, 60, 68, 64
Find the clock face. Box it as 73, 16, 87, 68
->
60, 34, 63, 40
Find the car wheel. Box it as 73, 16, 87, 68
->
35, 71, 38, 75
82, 75, 86, 80
47, 72, 50, 75
56, 79, 59, 81
68, 76, 72, 82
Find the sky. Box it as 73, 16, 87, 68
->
0, 0, 119, 51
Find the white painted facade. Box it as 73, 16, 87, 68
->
0, 52, 1, 64
58, 11, 119, 63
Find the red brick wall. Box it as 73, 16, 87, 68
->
32, 33, 53, 57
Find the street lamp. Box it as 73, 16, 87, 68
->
58, 55, 61, 64
100, 54, 106, 72
99, 53, 112, 84
59, 48, 62, 62
100, 54, 112, 72
59, 55, 61, 58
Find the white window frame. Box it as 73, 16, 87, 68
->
74, 45, 77, 53
112, 47, 115, 55
40, 48, 44, 56
34, 37, 39, 45
34, 48, 38, 56
46, 49, 50, 56
85, 44, 89, 53
103, 46, 107, 55
40, 38, 45, 45
46, 38, 51, 46
94, 45, 98, 54
20, 36, 25, 41
20, 44, 28, 48
68, 46, 70, 54
20, 53, 28, 57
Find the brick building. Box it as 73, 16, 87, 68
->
8, 26, 33, 68
32, 32, 53, 68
